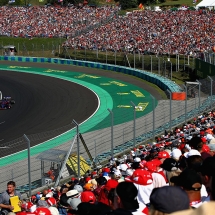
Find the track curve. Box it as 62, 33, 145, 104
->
0, 70, 98, 144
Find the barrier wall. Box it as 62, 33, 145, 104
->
0, 56, 182, 93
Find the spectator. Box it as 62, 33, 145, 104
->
0, 181, 22, 215
171, 168, 203, 208
149, 186, 190, 214
114, 181, 148, 215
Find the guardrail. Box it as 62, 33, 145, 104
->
0, 56, 182, 93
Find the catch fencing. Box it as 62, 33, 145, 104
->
0, 55, 214, 196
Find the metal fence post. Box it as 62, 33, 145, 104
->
178, 54, 180, 71
156, 56, 160, 75
54, 134, 77, 186
107, 109, 114, 158
196, 80, 201, 114
166, 89, 172, 130
72, 120, 80, 178
169, 61, 172, 80
150, 95, 155, 140
133, 51, 135, 69
23, 134, 31, 197
94, 140, 97, 165
115, 50, 116, 66
150, 55, 152, 73
184, 54, 185, 70
130, 101, 136, 149
142, 54, 144, 70
42, 44, 44, 57
183, 84, 187, 123
208, 76, 213, 110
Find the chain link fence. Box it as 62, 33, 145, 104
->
0, 64, 214, 194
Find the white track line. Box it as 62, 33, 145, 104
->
0, 121, 5, 125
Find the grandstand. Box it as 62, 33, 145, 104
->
0, 4, 215, 215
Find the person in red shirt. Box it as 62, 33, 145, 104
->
98, 179, 118, 206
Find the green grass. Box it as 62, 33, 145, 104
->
157, 0, 197, 7
0, 38, 192, 87
0, 37, 66, 57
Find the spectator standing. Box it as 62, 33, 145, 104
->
0, 181, 22, 215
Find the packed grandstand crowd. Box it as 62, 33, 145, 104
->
1, 4, 215, 215
1, 110, 215, 215
1, 5, 215, 55
0, 5, 118, 38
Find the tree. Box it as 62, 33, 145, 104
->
0, 0, 8, 6
119, 0, 138, 10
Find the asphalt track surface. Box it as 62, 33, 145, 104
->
0, 61, 162, 149
0, 68, 98, 145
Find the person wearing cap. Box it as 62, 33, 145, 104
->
94, 177, 107, 199
131, 157, 142, 170
171, 148, 182, 161
66, 190, 81, 212
80, 191, 96, 204
160, 158, 181, 185
144, 161, 166, 188
157, 151, 170, 164
149, 186, 190, 214
186, 155, 208, 200
58, 186, 69, 215
200, 156, 215, 201
125, 169, 154, 206
170, 168, 203, 208
98, 179, 118, 206
46, 197, 59, 215
188, 137, 212, 160
113, 182, 148, 215
87, 179, 98, 191
118, 164, 129, 177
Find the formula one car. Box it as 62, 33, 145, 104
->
0, 97, 15, 110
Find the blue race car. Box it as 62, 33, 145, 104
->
0, 97, 15, 110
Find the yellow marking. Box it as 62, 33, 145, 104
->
100, 83, 111, 85
117, 105, 132, 108
75, 74, 100, 79
131, 90, 145, 97
109, 81, 127, 86
8, 66, 31, 69
44, 69, 66, 73
135, 102, 149, 111
117, 93, 130, 95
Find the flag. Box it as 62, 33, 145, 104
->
139, 3, 143, 9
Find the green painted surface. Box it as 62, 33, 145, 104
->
0, 64, 157, 166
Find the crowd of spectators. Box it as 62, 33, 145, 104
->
64, 9, 215, 56
0, 5, 118, 38
1, 6, 215, 55
1, 110, 215, 215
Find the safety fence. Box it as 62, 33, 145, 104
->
0, 56, 214, 195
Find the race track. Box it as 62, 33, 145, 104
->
0, 61, 163, 153
0, 70, 98, 144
